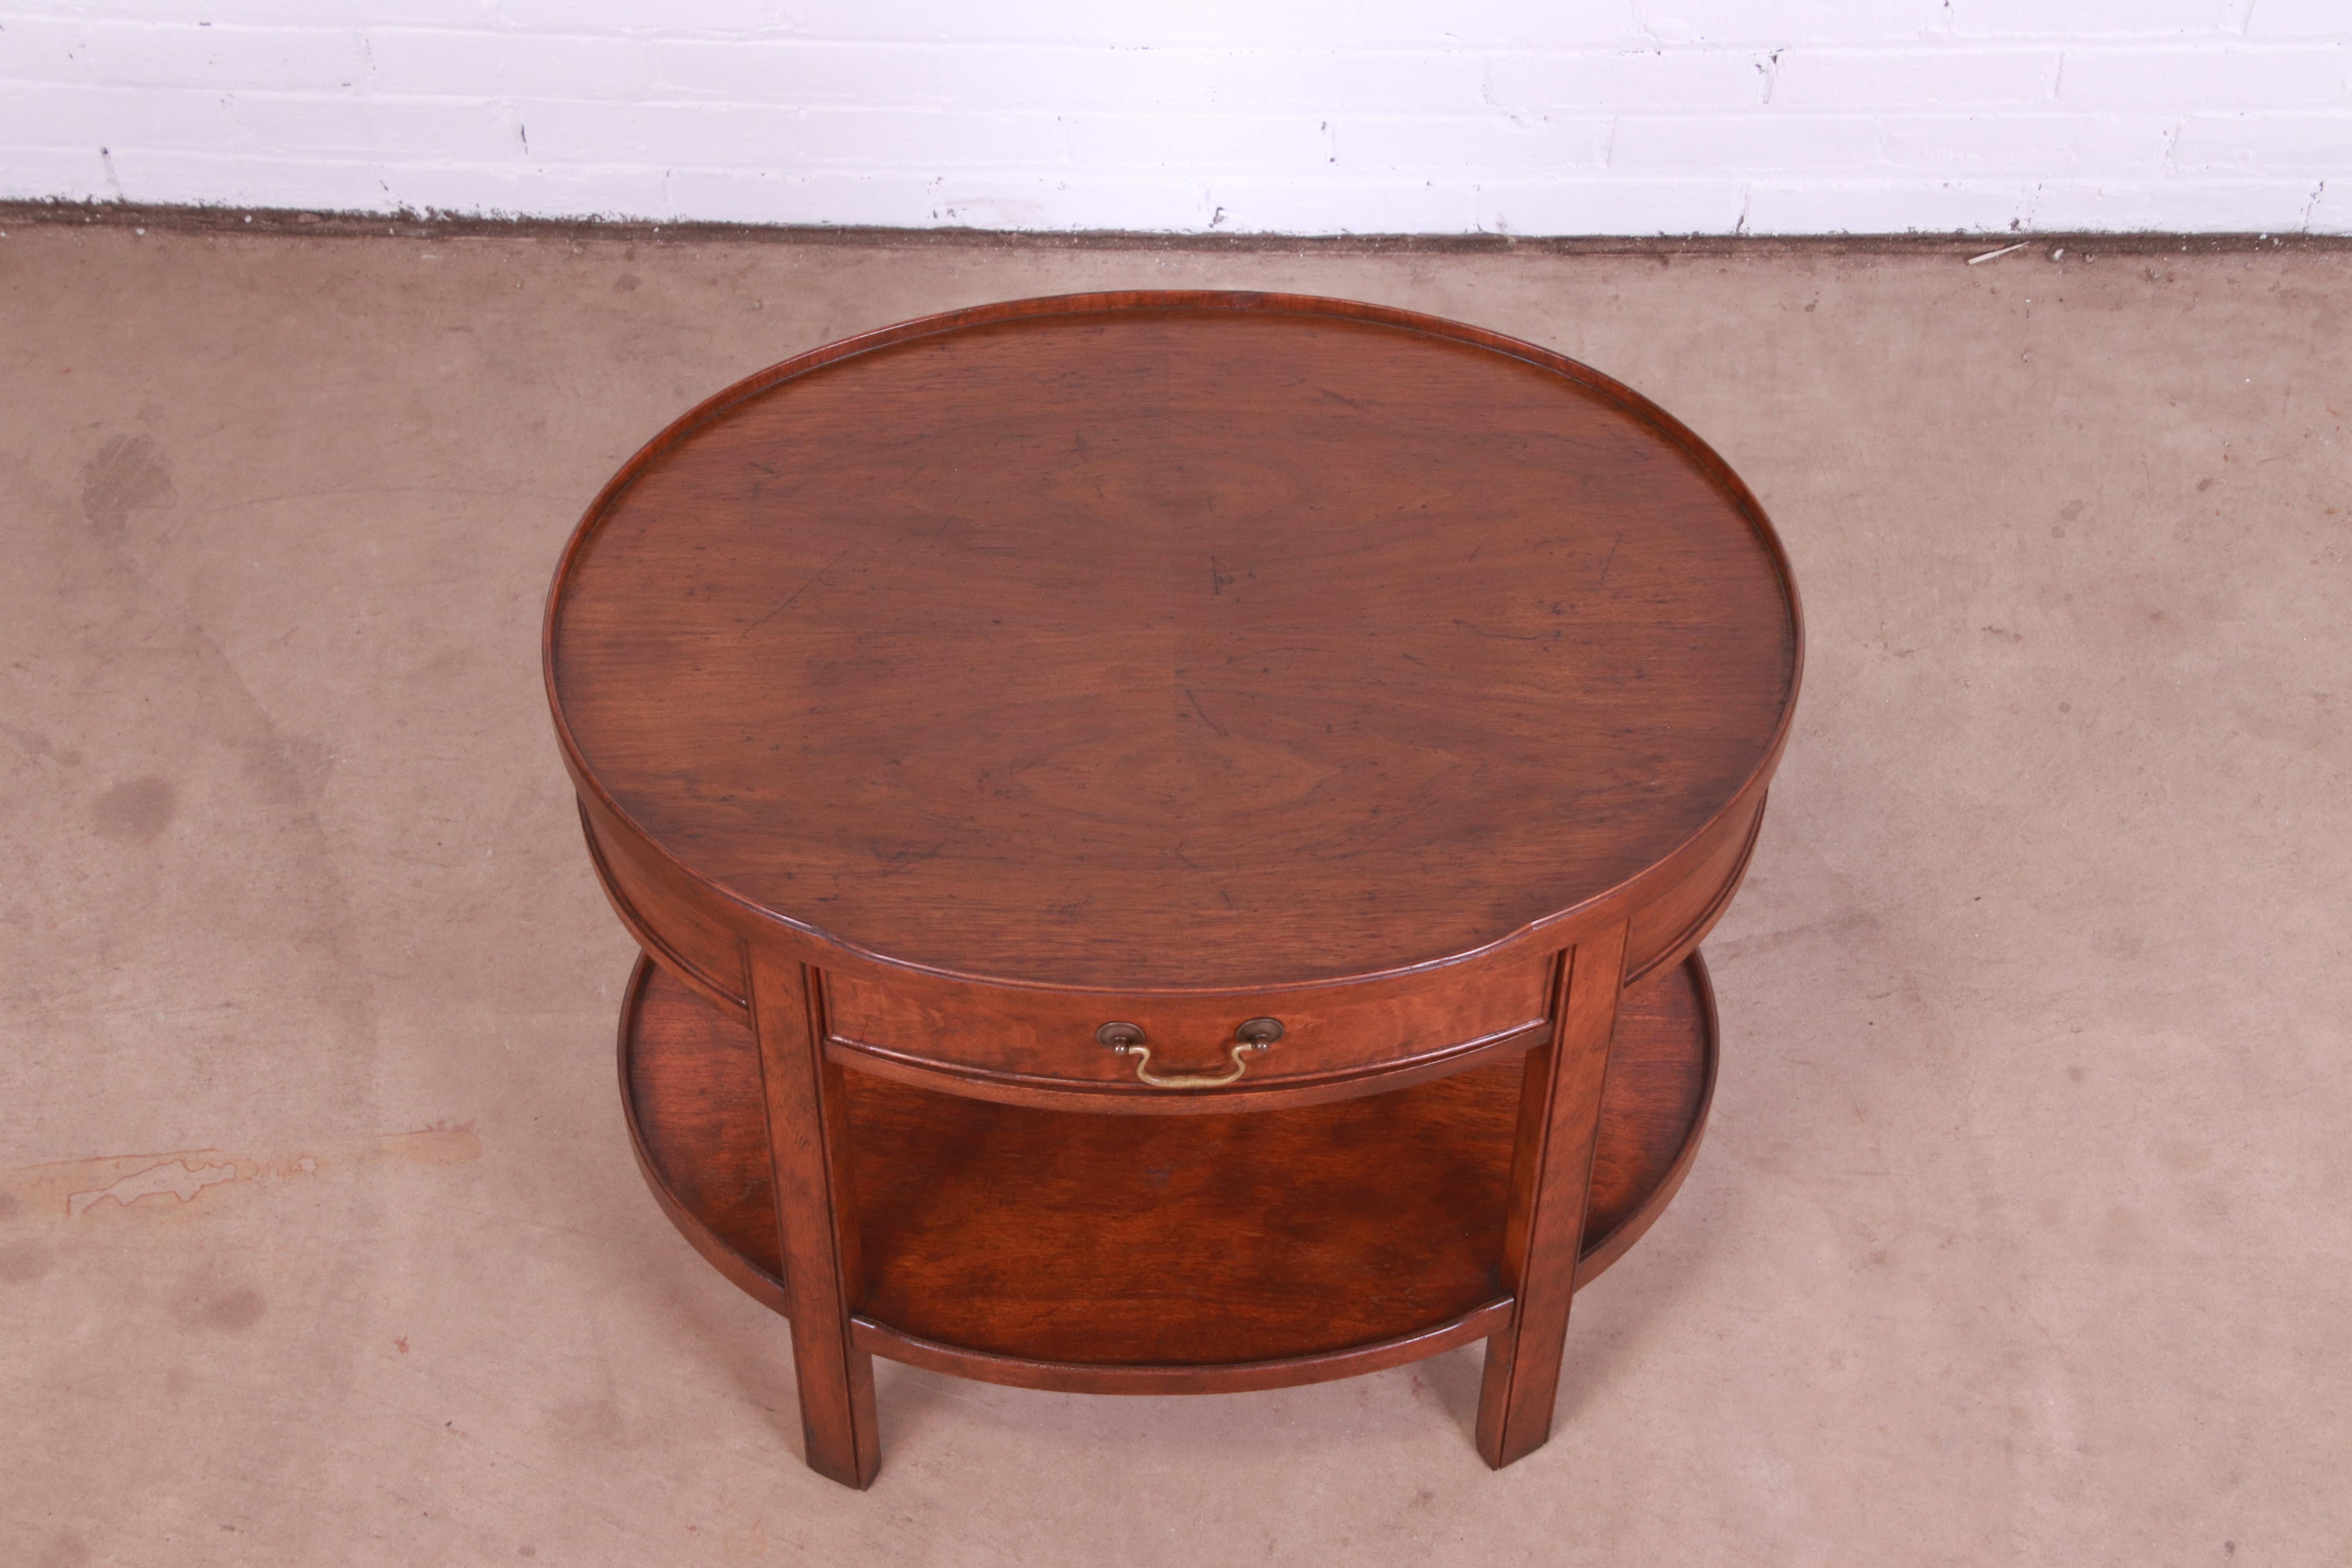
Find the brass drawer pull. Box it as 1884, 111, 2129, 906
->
1096, 1018, 1284, 1089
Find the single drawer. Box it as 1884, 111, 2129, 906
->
822, 946, 1556, 1098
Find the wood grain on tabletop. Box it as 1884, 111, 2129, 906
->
548, 294, 1797, 992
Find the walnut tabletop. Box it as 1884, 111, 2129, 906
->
543, 292, 1801, 1488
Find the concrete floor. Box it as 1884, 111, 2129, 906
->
1, 220, 2346, 1566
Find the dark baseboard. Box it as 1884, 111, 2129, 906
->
0, 197, 2341, 256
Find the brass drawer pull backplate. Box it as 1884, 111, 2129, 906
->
1097, 1018, 1285, 1089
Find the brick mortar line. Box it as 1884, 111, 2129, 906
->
2, 199, 2345, 254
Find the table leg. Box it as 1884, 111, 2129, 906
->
1476, 921, 1629, 1469
750, 949, 882, 1489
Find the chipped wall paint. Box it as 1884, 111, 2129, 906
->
0, 2, 2346, 234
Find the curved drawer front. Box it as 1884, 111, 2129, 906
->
823, 948, 1555, 1097
1624, 793, 1767, 989
577, 793, 749, 1014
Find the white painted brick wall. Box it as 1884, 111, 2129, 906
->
1, 2, 2345, 233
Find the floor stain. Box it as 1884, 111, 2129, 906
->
0, 1240, 55, 1283
1707, 907, 1882, 966
69, 1156, 239, 1216
35, 1531, 91, 1568
180, 1280, 268, 1333
89, 773, 177, 842
721, 1517, 768, 1563
79, 432, 175, 538
0, 1125, 482, 1230
0, 722, 83, 768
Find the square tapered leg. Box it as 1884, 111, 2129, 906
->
1477, 922, 1628, 1468
751, 949, 882, 1488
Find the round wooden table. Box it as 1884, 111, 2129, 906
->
544, 292, 1801, 1488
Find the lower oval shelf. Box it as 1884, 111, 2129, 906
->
620, 951, 1717, 1397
